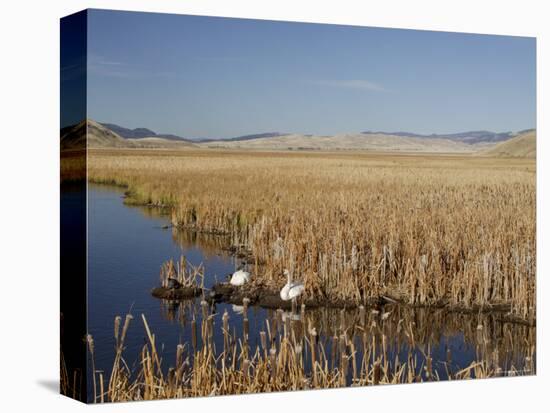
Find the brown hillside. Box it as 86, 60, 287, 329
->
61, 119, 130, 149
480, 130, 536, 158
61, 120, 197, 149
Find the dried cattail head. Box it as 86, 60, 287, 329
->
120, 314, 134, 347
294, 344, 303, 366
260, 331, 267, 350
207, 315, 215, 338
243, 317, 249, 338
86, 334, 95, 354
191, 318, 197, 351
242, 359, 250, 379
114, 315, 121, 343
176, 344, 184, 368
269, 348, 278, 377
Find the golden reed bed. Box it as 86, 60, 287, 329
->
88, 149, 536, 322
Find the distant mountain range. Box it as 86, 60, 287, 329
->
99, 123, 289, 143
361, 130, 535, 144
61, 120, 535, 155
98, 121, 534, 145
100, 123, 194, 142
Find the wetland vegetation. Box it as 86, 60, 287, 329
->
63, 148, 537, 402
89, 149, 536, 322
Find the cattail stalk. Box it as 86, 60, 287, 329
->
86, 334, 97, 403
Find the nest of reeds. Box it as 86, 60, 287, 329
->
151, 256, 204, 300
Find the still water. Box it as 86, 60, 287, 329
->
88, 184, 534, 385
89, 184, 270, 370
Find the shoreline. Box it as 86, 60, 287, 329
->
150, 281, 535, 327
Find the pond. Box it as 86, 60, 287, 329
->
87, 184, 535, 392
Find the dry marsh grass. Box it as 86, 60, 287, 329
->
159, 255, 205, 289
86, 306, 534, 402
88, 149, 536, 321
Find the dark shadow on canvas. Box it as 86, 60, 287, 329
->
37, 379, 59, 394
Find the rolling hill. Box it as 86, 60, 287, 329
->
199, 132, 496, 153
480, 130, 536, 158
61, 119, 128, 149
61, 120, 197, 149
362, 130, 516, 144
125, 137, 198, 149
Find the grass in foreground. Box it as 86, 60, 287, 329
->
83, 304, 535, 402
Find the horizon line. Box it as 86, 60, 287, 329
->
81, 118, 535, 141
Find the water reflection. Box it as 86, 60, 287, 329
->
156, 295, 535, 381
126, 200, 233, 263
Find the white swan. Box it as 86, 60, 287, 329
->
230, 268, 250, 286
280, 269, 305, 301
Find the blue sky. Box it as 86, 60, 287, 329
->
86, 9, 536, 139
